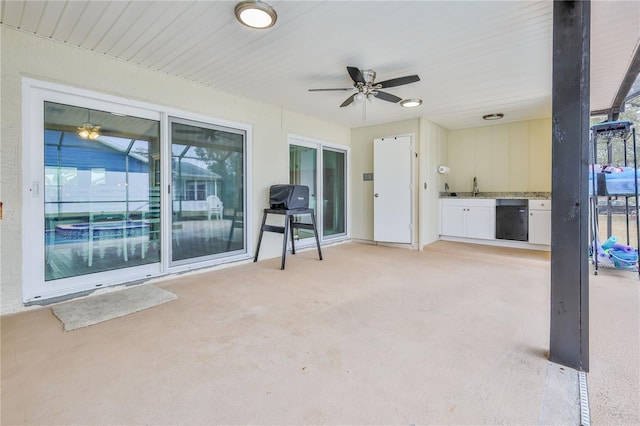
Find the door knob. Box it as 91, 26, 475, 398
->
374, 193, 379, 197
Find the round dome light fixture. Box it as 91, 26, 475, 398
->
482, 113, 504, 120
400, 99, 423, 108
235, 1, 277, 29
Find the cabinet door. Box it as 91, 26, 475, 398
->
441, 205, 466, 237
529, 210, 551, 245
466, 206, 496, 240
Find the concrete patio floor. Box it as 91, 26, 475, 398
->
1, 241, 638, 425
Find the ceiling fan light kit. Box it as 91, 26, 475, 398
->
235, 1, 277, 29
77, 110, 100, 140
309, 66, 420, 120
77, 123, 100, 140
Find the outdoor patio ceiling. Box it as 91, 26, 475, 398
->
1, 1, 638, 129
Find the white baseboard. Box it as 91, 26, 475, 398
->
439, 235, 551, 251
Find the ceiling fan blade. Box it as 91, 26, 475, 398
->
374, 91, 402, 103
377, 75, 420, 88
347, 66, 365, 84
308, 88, 354, 92
340, 94, 356, 107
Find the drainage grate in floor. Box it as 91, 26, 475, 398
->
579, 370, 591, 426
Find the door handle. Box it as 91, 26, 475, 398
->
374, 193, 379, 197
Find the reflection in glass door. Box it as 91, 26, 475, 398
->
170, 118, 246, 264
289, 144, 318, 241
44, 102, 161, 281
289, 141, 347, 242
323, 148, 346, 237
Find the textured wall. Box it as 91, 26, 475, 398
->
350, 119, 421, 243
0, 28, 350, 314
419, 119, 448, 247
446, 118, 552, 193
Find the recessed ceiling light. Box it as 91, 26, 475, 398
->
235, 1, 277, 29
400, 99, 423, 108
483, 113, 504, 120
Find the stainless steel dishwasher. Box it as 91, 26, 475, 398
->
495, 199, 528, 241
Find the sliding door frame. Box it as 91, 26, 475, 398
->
22, 78, 252, 303
287, 134, 350, 245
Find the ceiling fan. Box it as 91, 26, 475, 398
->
309, 66, 420, 112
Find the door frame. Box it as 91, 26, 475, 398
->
287, 134, 350, 245
373, 133, 417, 247
167, 116, 250, 268
21, 78, 253, 303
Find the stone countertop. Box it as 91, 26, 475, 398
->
439, 191, 551, 200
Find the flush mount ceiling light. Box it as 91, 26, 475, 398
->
400, 99, 423, 108
77, 110, 100, 140
483, 113, 504, 120
235, 1, 277, 29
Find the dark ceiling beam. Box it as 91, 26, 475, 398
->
591, 43, 640, 120
611, 44, 640, 110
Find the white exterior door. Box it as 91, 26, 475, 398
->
373, 136, 412, 243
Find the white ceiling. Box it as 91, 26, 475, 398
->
1, 1, 639, 130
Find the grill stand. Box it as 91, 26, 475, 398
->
253, 208, 323, 270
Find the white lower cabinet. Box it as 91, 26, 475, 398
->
440, 198, 496, 240
528, 199, 551, 245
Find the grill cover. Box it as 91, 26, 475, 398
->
269, 185, 309, 210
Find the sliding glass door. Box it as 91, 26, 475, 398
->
44, 102, 161, 281
289, 144, 318, 241
24, 80, 251, 303
322, 148, 346, 237
170, 118, 246, 264
289, 137, 348, 243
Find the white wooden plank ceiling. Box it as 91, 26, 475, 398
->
1, 1, 639, 130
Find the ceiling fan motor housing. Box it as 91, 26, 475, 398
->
309, 66, 420, 109
361, 69, 376, 85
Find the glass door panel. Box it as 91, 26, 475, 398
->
170, 118, 245, 263
322, 148, 346, 237
289, 144, 318, 241
44, 102, 160, 281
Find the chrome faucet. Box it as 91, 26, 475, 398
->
473, 176, 479, 197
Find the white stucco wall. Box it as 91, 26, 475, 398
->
0, 28, 350, 314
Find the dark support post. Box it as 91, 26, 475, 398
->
550, 0, 590, 371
